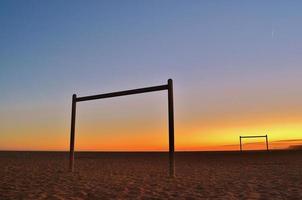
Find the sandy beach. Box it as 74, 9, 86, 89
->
0, 151, 301, 199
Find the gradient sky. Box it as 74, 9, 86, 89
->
1, 0, 302, 151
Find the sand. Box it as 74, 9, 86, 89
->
0, 150, 301, 199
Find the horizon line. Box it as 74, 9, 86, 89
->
0, 149, 300, 153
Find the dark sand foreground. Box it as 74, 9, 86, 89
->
0, 151, 301, 199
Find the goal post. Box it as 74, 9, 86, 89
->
239, 135, 269, 152
69, 79, 175, 177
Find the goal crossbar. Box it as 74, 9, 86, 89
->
69, 79, 175, 177
76, 84, 168, 102
240, 135, 267, 139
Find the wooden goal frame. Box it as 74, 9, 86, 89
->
239, 135, 269, 152
69, 79, 175, 176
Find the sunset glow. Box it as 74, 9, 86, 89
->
1, 1, 302, 151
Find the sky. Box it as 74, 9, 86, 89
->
1, 0, 302, 151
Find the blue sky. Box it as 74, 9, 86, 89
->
1, 1, 302, 150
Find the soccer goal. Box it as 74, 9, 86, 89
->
68, 79, 175, 176
239, 135, 269, 151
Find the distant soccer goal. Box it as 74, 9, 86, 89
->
68, 79, 175, 177
239, 135, 269, 151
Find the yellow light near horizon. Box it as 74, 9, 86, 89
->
1, 106, 302, 151
179, 121, 302, 151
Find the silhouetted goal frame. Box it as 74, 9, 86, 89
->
69, 79, 175, 176
239, 135, 269, 152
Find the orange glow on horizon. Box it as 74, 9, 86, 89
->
1, 101, 302, 151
